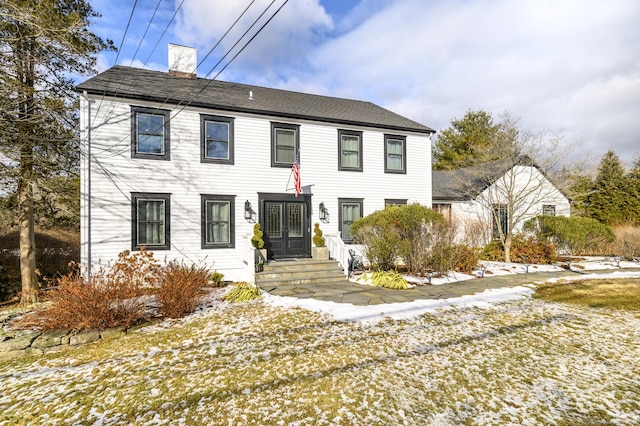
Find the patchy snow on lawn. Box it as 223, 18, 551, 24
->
263, 286, 537, 322
1, 284, 639, 425
265, 258, 640, 323
1, 258, 639, 425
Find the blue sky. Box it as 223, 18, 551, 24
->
87, 0, 640, 168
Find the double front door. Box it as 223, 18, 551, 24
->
261, 195, 310, 259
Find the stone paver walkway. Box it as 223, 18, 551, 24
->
262, 268, 640, 306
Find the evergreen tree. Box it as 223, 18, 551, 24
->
626, 156, 640, 225
583, 151, 629, 225
433, 109, 520, 170
0, 0, 114, 304
433, 110, 498, 170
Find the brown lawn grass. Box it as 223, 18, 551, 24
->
0, 228, 79, 249
534, 278, 640, 311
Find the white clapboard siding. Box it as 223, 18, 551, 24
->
81, 95, 432, 281
444, 165, 571, 245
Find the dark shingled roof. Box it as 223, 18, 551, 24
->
76, 66, 434, 134
432, 156, 535, 201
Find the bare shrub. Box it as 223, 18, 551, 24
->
452, 245, 481, 273
613, 224, 640, 259
155, 261, 209, 318
460, 218, 489, 248
109, 247, 162, 295
40, 249, 161, 330
42, 268, 146, 331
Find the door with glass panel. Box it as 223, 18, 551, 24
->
263, 200, 308, 259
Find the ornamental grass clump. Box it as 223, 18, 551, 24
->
369, 270, 408, 290
223, 282, 262, 302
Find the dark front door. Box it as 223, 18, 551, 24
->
262, 196, 310, 259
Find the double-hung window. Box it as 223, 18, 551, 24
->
131, 107, 170, 160
201, 115, 234, 164
339, 198, 363, 243
542, 205, 556, 216
384, 134, 406, 173
132, 193, 170, 250
201, 195, 235, 249
271, 122, 299, 167
492, 204, 509, 239
338, 130, 363, 171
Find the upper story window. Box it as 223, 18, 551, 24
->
338, 129, 363, 171
131, 107, 170, 160
201, 115, 234, 164
131, 192, 170, 250
271, 122, 299, 167
542, 205, 556, 216
384, 134, 406, 173
201, 195, 235, 249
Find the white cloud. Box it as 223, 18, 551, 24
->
94, 0, 640, 166
174, 0, 333, 83
282, 0, 640, 165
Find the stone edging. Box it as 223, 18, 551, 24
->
0, 327, 126, 361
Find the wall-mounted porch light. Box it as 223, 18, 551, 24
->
244, 200, 252, 221
319, 202, 329, 222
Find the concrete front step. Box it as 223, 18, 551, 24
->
256, 259, 348, 286
262, 259, 343, 272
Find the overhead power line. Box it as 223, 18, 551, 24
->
129, 0, 162, 65
85, 0, 290, 160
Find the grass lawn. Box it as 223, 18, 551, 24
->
1, 281, 639, 425
534, 277, 640, 311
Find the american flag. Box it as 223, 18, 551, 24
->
292, 151, 301, 197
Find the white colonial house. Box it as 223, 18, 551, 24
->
76, 45, 434, 282
432, 156, 570, 245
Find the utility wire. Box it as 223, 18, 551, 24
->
91, 0, 139, 121
89, 0, 289, 160
195, 0, 257, 75
142, 0, 185, 67
92, 0, 183, 136
130, 0, 162, 65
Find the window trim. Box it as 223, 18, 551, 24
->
492, 203, 509, 240
385, 199, 407, 207
131, 192, 171, 251
384, 134, 406, 174
338, 198, 363, 243
201, 194, 235, 249
338, 129, 363, 172
131, 106, 170, 160
542, 205, 556, 216
271, 122, 300, 167
201, 114, 234, 164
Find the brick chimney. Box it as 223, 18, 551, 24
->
168, 43, 197, 79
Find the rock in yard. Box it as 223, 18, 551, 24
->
0, 332, 41, 352
32, 330, 71, 348
69, 330, 100, 346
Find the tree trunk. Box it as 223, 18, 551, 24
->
17, 55, 38, 304
18, 148, 38, 305
504, 234, 512, 263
